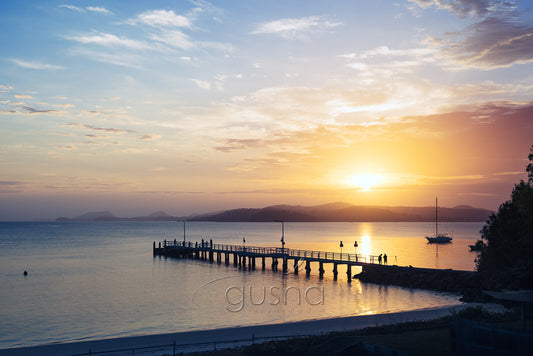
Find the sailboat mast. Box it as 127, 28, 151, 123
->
435, 197, 438, 235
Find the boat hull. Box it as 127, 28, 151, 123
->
426, 236, 452, 243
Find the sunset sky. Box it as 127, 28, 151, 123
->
1, 0, 533, 220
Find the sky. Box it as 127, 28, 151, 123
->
1, 0, 533, 220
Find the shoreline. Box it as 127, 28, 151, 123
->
0, 303, 505, 356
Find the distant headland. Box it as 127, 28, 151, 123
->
56, 202, 493, 222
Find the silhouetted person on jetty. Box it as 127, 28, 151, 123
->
383, 254, 388, 265
378, 254, 382, 264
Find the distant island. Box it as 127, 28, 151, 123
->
56, 210, 175, 221
56, 202, 493, 222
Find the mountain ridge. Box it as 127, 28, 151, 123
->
56, 203, 493, 222
190, 203, 492, 222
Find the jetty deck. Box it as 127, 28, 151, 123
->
154, 240, 385, 282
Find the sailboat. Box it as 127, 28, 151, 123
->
425, 197, 452, 243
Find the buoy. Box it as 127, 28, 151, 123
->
23, 271, 28, 276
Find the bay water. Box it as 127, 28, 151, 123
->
0, 221, 483, 349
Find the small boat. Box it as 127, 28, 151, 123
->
469, 240, 484, 251
426, 197, 452, 243
426, 234, 452, 243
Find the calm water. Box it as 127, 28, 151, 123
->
0, 221, 483, 349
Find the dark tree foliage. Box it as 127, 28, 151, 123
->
476, 145, 533, 289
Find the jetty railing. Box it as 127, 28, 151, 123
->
161, 240, 379, 264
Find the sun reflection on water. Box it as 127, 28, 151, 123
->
360, 235, 371, 256
358, 223, 373, 256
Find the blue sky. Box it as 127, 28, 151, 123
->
1, 0, 533, 220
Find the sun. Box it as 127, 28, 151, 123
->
347, 174, 382, 191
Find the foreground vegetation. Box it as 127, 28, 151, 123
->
190, 307, 528, 356
476, 145, 533, 290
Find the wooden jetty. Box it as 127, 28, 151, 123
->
153, 240, 384, 282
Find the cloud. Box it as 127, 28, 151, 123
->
85, 134, 106, 139
251, 16, 342, 40
66, 123, 133, 134
190, 78, 212, 90
67, 48, 144, 68
339, 46, 436, 60
10, 59, 64, 70
409, 1, 532, 69
0, 181, 24, 185
0, 85, 14, 90
62, 4, 232, 68
428, 17, 533, 69
408, 0, 494, 18
0, 181, 26, 193
339, 46, 438, 77
128, 9, 191, 28
140, 134, 161, 140
14, 94, 33, 99
59, 4, 84, 12
23, 106, 58, 114
215, 139, 264, 152
151, 30, 194, 50
66, 33, 149, 49
86, 6, 111, 14
60, 5, 111, 14
53, 103, 75, 109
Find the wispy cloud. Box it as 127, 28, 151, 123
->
408, 0, 495, 18
251, 16, 342, 40
66, 123, 133, 134
411, 0, 533, 69
10, 59, 64, 70
65, 33, 149, 49
23, 106, 58, 114
0, 85, 13, 90
339, 46, 435, 60
0, 181, 26, 193
150, 30, 194, 50
427, 17, 533, 69
140, 134, 161, 140
127, 9, 191, 28
67, 48, 144, 68
59, 4, 84, 12
86, 6, 111, 14
63, 5, 232, 68
190, 78, 212, 90
14, 94, 33, 99
215, 139, 264, 152
339, 46, 437, 77
60, 4, 112, 14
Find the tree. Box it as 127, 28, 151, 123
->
526, 145, 533, 184
476, 145, 533, 289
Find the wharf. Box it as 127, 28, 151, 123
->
154, 240, 384, 282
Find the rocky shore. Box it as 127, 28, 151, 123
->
354, 264, 484, 301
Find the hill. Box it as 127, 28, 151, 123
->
190, 203, 492, 222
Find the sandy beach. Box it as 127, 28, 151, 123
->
0, 303, 506, 356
